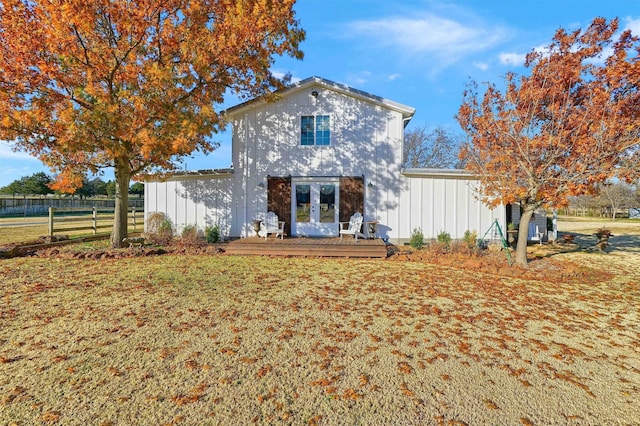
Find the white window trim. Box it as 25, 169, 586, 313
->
300, 114, 331, 146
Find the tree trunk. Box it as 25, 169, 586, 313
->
514, 205, 535, 267
110, 160, 131, 248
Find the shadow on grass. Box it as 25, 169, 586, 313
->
545, 231, 640, 257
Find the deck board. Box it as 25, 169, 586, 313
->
225, 237, 387, 258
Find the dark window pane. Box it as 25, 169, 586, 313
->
319, 184, 335, 223
296, 185, 310, 222
301, 116, 314, 145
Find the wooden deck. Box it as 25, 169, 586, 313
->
225, 237, 388, 258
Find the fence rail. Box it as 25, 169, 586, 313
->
48, 206, 139, 236
0, 195, 143, 218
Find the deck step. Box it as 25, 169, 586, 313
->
225, 237, 387, 258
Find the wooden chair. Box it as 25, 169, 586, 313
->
259, 211, 285, 239
528, 223, 544, 245
339, 212, 365, 242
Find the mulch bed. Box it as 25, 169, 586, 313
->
2, 238, 610, 284
385, 245, 612, 284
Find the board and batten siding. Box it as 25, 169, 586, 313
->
230, 82, 408, 238
144, 174, 234, 238
397, 169, 505, 242
143, 77, 505, 243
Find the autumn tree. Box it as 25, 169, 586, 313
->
0, 0, 304, 247
402, 124, 464, 169
457, 18, 640, 266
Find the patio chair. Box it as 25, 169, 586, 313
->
339, 212, 365, 242
528, 223, 544, 245
259, 211, 285, 239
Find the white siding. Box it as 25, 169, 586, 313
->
396, 173, 505, 242
144, 176, 234, 238
144, 78, 506, 243
231, 83, 407, 238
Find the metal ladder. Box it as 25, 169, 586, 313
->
480, 219, 512, 266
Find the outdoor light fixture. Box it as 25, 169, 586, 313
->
311, 90, 319, 98
368, 181, 374, 188
257, 182, 265, 189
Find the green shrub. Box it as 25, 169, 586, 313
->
436, 230, 451, 247
409, 227, 424, 250
463, 230, 477, 249
205, 225, 220, 243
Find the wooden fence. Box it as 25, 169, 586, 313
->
0, 195, 143, 218
48, 206, 139, 236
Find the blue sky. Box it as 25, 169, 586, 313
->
1, 0, 639, 188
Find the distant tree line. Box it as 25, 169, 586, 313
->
402, 124, 465, 169
568, 181, 640, 219
0, 172, 144, 197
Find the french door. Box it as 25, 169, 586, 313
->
292, 181, 339, 237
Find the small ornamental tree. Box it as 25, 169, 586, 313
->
457, 18, 640, 266
0, 0, 304, 247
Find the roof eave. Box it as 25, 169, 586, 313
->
222, 76, 416, 121
401, 168, 477, 179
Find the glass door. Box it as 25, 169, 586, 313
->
293, 182, 338, 236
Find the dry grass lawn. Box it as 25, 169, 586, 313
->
0, 218, 639, 425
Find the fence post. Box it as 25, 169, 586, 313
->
93, 206, 97, 235
48, 207, 54, 236
132, 207, 137, 230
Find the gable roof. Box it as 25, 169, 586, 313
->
222, 76, 415, 123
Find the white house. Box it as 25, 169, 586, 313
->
145, 76, 507, 243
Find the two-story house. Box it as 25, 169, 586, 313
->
144, 76, 506, 243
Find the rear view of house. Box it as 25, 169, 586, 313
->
145, 77, 504, 242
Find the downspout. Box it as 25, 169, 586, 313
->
401, 116, 412, 166
243, 114, 249, 238
399, 116, 412, 241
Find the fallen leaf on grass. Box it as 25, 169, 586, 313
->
342, 388, 362, 400
307, 415, 322, 425
172, 394, 199, 406
399, 382, 414, 397
40, 411, 61, 423
256, 364, 273, 378
484, 399, 499, 410
398, 361, 414, 374
106, 367, 122, 376
219, 347, 237, 356
359, 374, 369, 387
1, 386, 26, 405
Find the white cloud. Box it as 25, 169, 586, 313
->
473, 61, 489, 71
623, 17, 640, 36
346, 71, 371, 86
499, 52, 527, 66
271, 70, 302, 84
387, 73, 402, 81
0, 141, 39, 161
347, 13, 509, 69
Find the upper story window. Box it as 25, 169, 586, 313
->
301, 115, 330, 146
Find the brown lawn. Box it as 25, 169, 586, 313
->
0, 221, 639, 425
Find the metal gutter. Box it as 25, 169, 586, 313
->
400, 168, 477, 179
